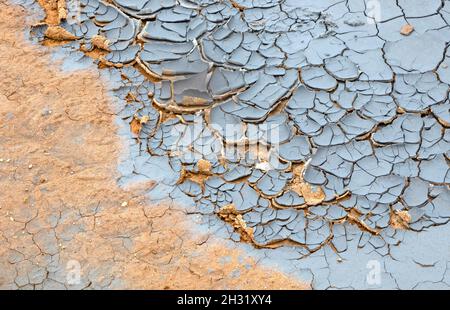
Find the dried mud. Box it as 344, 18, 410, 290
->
5, 0, 450, 290
0, 1, 309, 290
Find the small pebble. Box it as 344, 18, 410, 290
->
400, 24, 414, 36
121, 201, 128, 207
28, 164, 33, 169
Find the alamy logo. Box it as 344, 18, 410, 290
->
366, 0, 382, 24
66, 259, 81, 285
366, 260, 381, 286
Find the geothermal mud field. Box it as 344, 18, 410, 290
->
1, 0, 450, 289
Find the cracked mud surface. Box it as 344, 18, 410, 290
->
0, 1, 309, 289
4, 0, 450, 289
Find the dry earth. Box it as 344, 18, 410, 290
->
0, 0, 309, 289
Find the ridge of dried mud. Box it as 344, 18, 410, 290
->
0, 1, 309, 290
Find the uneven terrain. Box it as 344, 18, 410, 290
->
2, 0, 450, 290
0, 0, 308, 289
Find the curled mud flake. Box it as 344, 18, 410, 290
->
218, 205, 254, 243
300, 66, 338, 91
91, 35, 111, 51
390, 210, 412, 230
180, 96, 210, 107
400, 24, 414, 36
44, 26, 77, 41
346, 209, 380, 236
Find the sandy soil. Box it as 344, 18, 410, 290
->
0, 0, 309, 289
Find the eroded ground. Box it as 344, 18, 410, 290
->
0, 0, 309, 289
3, 0, 450, 289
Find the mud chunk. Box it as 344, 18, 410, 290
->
295, 183, 325, 206
301, 66, 337, 91
91, 35, 111, 51
44, 26, 77, 41
290, 165, 325, 206
400, 24, 414, 36
197, 159, 212, 175
130, 115, 149, 135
